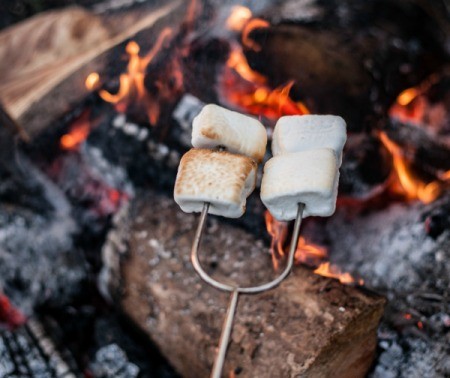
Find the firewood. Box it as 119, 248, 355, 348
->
0, 1, 182, 137
102, 191, 385, 378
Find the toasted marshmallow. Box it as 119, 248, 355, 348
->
174, 148, 257, 218
272, 115, 346, 165
261, 149, 338, 220
192, 104, 267, 162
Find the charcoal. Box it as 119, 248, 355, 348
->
1, 110, 87, 315
0, 318, 81, 377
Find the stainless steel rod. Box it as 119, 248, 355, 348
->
210, 289, 239, 378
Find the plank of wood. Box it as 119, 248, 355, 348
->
102, 191, 385, 378
0, 1, 181, 136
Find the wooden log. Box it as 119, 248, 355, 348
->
245, 0, 447, 132
0, 1, 182, 137
102, 191, 385, 378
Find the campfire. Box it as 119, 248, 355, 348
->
0, 0, 449, 377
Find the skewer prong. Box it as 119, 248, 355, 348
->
190, 202, 305, 378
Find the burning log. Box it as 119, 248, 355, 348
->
241, 0, 447, 131
102, 191, 385, 378
0, 1, 184, 137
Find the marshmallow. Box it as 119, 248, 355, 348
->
272, 115, 346, 165
260, 149, 338, 220
192, 104, 267, 162
174, 148, 257, 218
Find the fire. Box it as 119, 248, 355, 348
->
397, 87, 420, 106
85, 72, 100, 90
379, 131, 442, 204
220, 8, 308, 121
226, 6, 252, 32
85, 28, 178, 125
314, 263, 364, 285
242, 18, 270, 51
60, 111, 91, 151
389, 74, 441, 124
264, 211, 361, 285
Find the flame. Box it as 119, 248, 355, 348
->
379, 131, 442, 204
221, 48, 309, 120
242, 18, 269, 51
60, 111, 91, 151
389, 74, 441, 124
226, 5, 252, 32
85, 28, 178, 125
397, 88, 420, 106
264, 212, 361, 285
85, 72, 100, 90
220, 9, 308, 121
314, 263, 364, 285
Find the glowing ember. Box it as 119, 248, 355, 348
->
226, 5, 252, 32
60, 111, 91, 151
0, 293, 26, 329
379, 131, 442, 204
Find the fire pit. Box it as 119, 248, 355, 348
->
0, 0, 449, 377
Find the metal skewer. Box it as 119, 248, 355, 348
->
191, 202, 305, 378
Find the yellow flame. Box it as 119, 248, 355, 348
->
397, 87, 420, 106
379, 132, 442, 204
226, 6, 252, 32
85, 72, 100, 90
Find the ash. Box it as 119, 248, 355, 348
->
0, 154, 87, 314
324, 195, 450, 377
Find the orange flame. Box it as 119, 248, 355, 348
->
60, 111, 91, 151
222, 47, 309, 119
85, 28, 177, 125
85, 72, 100, 91
379, 131, 442, 204
314, 262, 364, 285
242, 18, 269, 51
264, 212, 361, 285
226, 6, 252, 32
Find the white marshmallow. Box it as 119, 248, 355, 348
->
272, 115, 346, 165
192, 104, 267, 162
174, 148, 257, 218
260, 149, 339, 220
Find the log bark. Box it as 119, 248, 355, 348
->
102, 191, 385, 378
0, 1, 182, 137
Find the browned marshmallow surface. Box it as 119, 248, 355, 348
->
174, 149, 257, 218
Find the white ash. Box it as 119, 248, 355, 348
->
147, 140, 170, 161
0, 157, 86, 314
82, 144, 134, 197
323, 196, 450, 377
172, 94, 205, 147
99, 201, 131, 301
112, 114, 126, 129
89, 344, 139, 378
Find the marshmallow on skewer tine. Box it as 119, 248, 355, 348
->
272, 115, 346, 166
174, 148, 257, 218
260, 149, 338, 221
192, 104, 267, 163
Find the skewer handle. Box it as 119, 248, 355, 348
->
210, 290, 239, 378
